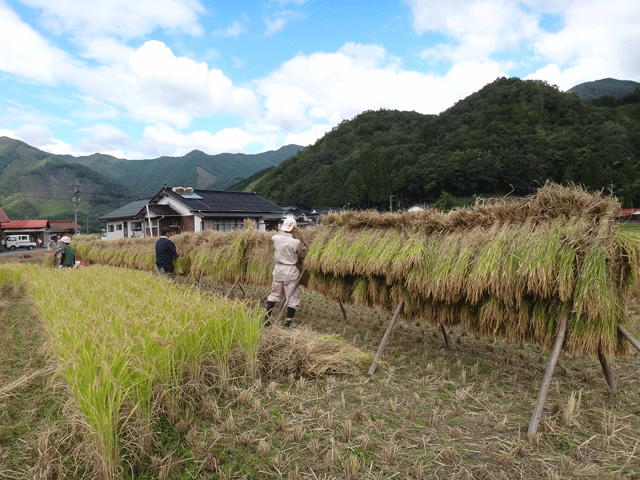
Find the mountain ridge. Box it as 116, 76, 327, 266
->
0, 137, 303, 230
240, 77, 640, 210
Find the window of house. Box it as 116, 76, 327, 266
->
151, 220, 158, 227
169, 219, 179, 227
214, 219, 245, 232
116, 224, 123, 231
132, 222, 142, 231
108, 225, 114, 232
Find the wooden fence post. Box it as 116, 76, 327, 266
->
527, 311, 568, 436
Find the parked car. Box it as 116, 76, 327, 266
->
2, 234, 38, 250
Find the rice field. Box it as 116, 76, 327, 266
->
2, 184, 640, 479
1, 252, 640, 479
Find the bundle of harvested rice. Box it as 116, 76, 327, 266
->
309, 183, 637, 356
257, 326, 373, 377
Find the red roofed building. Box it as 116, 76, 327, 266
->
1, 219, 50, 247
49, 220, 81, 233
0, 207, 9, 223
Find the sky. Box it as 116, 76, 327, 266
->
0, 0, 639, 160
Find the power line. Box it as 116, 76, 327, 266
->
0, 193, 137, 201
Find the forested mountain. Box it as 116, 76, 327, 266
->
0, 138, 302, 230
568, 78, 640, 101
0, 138, 134, 231
58, 144, 303, 197
241, 77, 640, 209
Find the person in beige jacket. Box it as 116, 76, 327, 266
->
264, 217, 305, 327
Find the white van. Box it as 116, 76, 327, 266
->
2, 234, 37, 250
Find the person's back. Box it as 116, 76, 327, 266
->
59, 237, 75, 267
155, 227, 178, 276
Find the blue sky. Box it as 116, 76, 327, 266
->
1, 0, 639, 159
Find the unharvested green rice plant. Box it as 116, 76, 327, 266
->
1, 264, 262, 479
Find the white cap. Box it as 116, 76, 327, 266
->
281, 217, 296, 232
60, 236, 71, 243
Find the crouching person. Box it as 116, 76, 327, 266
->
59, 236, 75, 268
265, 218, 305, 328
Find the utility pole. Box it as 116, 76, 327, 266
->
389, 195, 394, 213
73, 179, 81, 235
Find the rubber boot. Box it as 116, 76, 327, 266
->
284, 307, 296, 328
263, 301, 275, 326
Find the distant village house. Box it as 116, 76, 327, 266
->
99, 186, 286, 239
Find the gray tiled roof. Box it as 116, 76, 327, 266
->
168, 189, 284, 214
147, 204, 180, 216
99, 199, 150, 220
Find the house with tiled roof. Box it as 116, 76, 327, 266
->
0, 219, 50, 246
99, 187, 285, 239
49, 220, 82, 234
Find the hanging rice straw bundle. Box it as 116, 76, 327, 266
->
313, 182, 634, 357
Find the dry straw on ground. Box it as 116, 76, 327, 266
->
74, 182, 640, 357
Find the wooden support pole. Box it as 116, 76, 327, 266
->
338, 301, 348, 321
440, 323, 450, 350
618, 325, 640, 354
528, 311, 568, 436
597, 347, 617, 393
225, 274, 241, 298
273, 268, 306, 326
368, 299, 405, 376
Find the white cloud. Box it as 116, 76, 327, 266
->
140, 125, 256, 156
264, 10, 306, 36
256, 42, 502, 135
76, 124, 131, 152
13, 124, 73, 154
212, 20, 247, 38
531, 0, 640, 85
406, 0, 640, 89
72, 96, 120, 120
284, 124, 330, 148
0, 3, 71, 84
20, 0, 205, 39
407, 0, 540, 62
70, 40, 260, 129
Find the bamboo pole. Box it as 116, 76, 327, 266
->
368, 299, 405, 376
440, 323, 450, 350
618, 325, 640, 354
597, 347, 616, 393
528, 311, 568, 436
338, 301, 348, 321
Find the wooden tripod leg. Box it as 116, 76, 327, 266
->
597, 347, 617, 393
339, 301, 348, 320
618, 325, 640, 353
225, 274, 241, 298
440, 324, 450, 350
527, 311, 568, 436
368, 299, 405, 376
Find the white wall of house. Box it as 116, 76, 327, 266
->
104, 219, 146, 240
